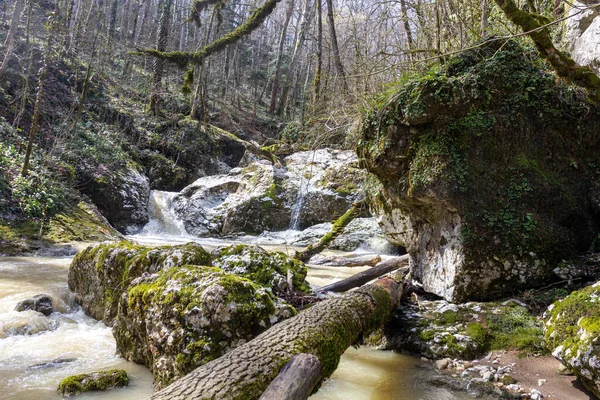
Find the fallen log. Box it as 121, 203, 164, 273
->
149, 277, 401, 400
308, 253, 382, 267
317, 255, 409, 293
259, 353, 321, 400
295, 200, 366, 262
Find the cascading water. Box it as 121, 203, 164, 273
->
140, 190, 188, 237
289, 184, 306, 231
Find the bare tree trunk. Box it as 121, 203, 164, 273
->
324, 0, 348, 93
313, 0, 322, 102
149, 0, 174, 115
22, 27, 52, 176
269, 0, 295, 114
0, 0, 26, 76
399, 0, 413, 52
149, 277, 401, 400
480, 0, 489, 36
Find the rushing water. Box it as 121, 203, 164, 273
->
0, 256, 154, 400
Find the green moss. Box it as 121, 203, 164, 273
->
58, 369, 128, 396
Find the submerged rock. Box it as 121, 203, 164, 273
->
68, 241, 211, 323
113, 265, 295, 388
15, 294, 54, 316
357, 40, 600, 301
58, 369, 128, 396
545, 281, 600, 398
170, 149, 365, 236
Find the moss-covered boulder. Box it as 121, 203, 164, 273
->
68, 241, 211, 323
58, 369, 128, 396
113, 265, 295, 388
212, 244, 310, 296
545, 282, 600, 398
383, 299, 544, 359
358, 40, 600, 301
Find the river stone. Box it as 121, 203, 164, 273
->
564, 0, 600, 74
68, 241, 211, 323
58, 369, 128, 396
170, 149, 365, 236
357, 39, 600, 301
113, 265, 296, 389
15, 294, 54, 316
83, 163, 150, 234
545, 281, 600, 398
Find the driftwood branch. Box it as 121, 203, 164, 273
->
149, 277, 401, 400
295, 200, 365, 262
317, 255, 409, 293
259, 353, 321, 400
206, 124, 280, 165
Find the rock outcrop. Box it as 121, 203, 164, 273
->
83, 164, 150, 234
358, 40, 600, 301
170, 149, 366, 236
68, 242, 310, 388
545, 281, 600, 398
564, 0, 600, 74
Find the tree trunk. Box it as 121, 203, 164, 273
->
269, 0, 295, 114
324, 0, 348, 93
317, 256, 409, 293
149, 277, 402, 400
313, 0, 322, 102
399, 0, 413, 52
295, 199, 365, 262
149, 0, 174, 115
0, 0, 26, 76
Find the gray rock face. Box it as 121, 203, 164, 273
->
564, 1, 600, 73
171, 149, 366, 236
84, 164, 150, 234
15, 294, 54, 316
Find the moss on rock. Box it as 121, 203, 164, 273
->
545, 282, 600, 397
114, 265, 296, 388
212, 244, 310, 296
68, 241, 211, 322
385, 299, 545, 359
58, 369, 128, 396
358, 39, 600, 301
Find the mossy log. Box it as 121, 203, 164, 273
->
206, 124, 280, 165
493, 0, 600, 100
317, 255, 409, 293
149, 277, 401, 400
295, 200, 365, 262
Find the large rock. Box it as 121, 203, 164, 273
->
383, 299, 544, 359
15, 294, 54, 316
357, 40, 600, 301
83, 164, 150, 234
68, 241, 211, 323
114, 265, 295, 388
58, 369, 129, 396
564, 0, 600, 74
545, 281, 600, 398
171, 149, 366, 236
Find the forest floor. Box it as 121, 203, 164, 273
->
477, 351, 596, 400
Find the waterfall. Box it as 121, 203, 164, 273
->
289, 187, 305, 231
140, 190, 188, 237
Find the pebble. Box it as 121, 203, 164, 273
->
537, 379, 546, 387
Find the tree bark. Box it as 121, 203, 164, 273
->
259, 354, 321, 400
324, 0, 348, 93
149, 277, 401, 400
149, 0, 174, 115
317, 256, 409, 293
313, 0, 322, 102
269, 0, 295, 113
0, 0, 26, 76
